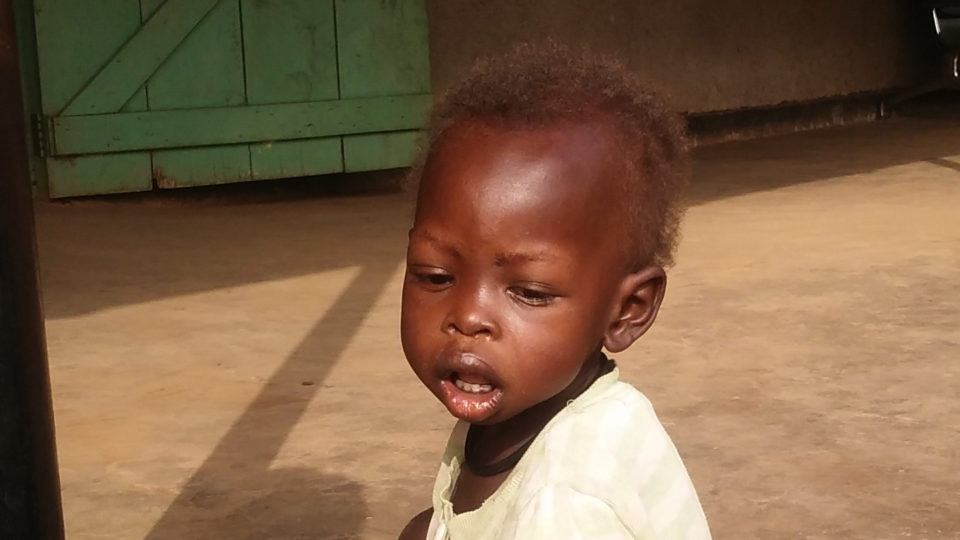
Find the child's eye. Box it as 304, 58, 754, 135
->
409, 269, 454, 290
508, 286, 557, 306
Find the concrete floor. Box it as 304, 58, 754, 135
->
36, 115, 960, 539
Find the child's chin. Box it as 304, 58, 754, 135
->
438, 379, 505, 423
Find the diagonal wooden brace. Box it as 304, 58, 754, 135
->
61, 0, 222, 116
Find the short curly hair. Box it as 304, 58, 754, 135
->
408, 42, 689, 268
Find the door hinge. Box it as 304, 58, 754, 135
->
31, 114, 51, 157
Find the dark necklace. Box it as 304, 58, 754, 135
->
464, 424, 537, 477
463, 354, 616, 477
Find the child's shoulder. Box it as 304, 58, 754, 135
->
541, 379, 673, 472
532, 379, 692, 502
518, 381, 708, 537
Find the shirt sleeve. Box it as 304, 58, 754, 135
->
513, 484, 635, 540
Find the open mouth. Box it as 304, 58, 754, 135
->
435, 353, 505, 422
453, 374, 494, 394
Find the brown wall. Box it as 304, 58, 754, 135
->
427, 1, 933, 113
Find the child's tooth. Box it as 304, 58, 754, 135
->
453, 378, 494, 393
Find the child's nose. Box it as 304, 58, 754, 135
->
443, 283, 499, 339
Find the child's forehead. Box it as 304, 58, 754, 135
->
421, 118, 626, 202
414, 119, 632, 255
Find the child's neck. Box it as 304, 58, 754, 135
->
451, 351, 609, 514
467, 350, 607, 472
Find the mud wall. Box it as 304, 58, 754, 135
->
427, 1, 933, 113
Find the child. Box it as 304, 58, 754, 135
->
398, 44, 710, 540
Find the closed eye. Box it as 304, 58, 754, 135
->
408, 268, 454, 291
507, 286, 557, 307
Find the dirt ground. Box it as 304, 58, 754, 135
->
35, 115, 959, 539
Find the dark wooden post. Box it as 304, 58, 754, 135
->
0, 0, 65, 537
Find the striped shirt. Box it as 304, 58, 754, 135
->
425, 367, 711, 539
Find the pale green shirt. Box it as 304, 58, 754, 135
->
426, 367, 711, 539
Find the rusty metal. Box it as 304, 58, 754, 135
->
31, 112, 49, 157
0, 0, 65, 537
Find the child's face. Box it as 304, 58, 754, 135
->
401, 120, 639, 425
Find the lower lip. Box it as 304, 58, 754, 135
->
438, 379, 504, 422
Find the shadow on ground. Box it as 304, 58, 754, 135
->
146, 468, 366, 540
142, 253, 400, 538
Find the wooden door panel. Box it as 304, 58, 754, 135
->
242, 0, 339, 104
335, 0, 430, 99
30, 0, 431, 197
146, 0, 248, 188
336, 0, 429, 171
242, 0, 343, 182
45, 153, 151, 198
146, 0, 245, 110
250, 138, 342, 181
34, 0, 141, 114
61, 0, 222, 116
34, 0, 152, 195
153, 144, 251, 188
49, 95, 430, 155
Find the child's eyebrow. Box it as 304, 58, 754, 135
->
411, 230, 462, 258
493, 250, 554, 267
411, 231, 555, 266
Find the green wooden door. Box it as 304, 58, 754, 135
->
31, 0, 430, 198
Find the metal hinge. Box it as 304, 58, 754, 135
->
31, 113, 51, 157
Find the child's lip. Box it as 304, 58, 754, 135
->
434, 350, 506, 422
436, 351, 503, 389
438, 379, 504, 422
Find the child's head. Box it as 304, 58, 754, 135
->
401, 43, 688, 425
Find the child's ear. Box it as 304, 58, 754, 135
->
603, 266, 667, 353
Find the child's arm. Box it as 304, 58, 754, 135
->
397, 508, 433, 540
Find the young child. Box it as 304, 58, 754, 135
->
398, 44, 710, 540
